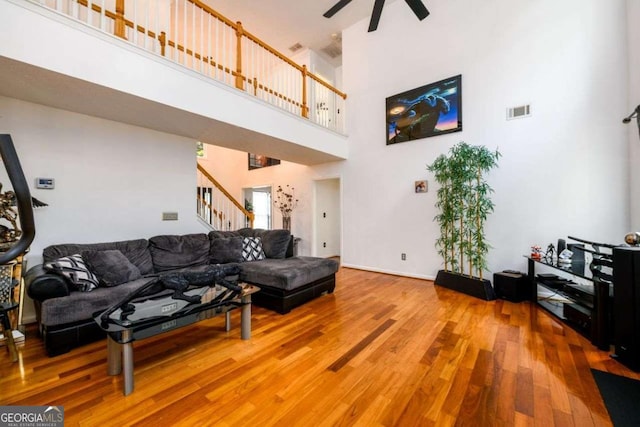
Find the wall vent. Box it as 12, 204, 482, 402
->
507, 104, 531, 120
288, 43, 303, 53
162, 212, 178, 221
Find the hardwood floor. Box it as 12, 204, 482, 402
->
0, 267, 636, 426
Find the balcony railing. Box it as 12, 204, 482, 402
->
33, 0, 347, 133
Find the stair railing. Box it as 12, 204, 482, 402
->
32, 0, 347, 133
197, 164, 254, 230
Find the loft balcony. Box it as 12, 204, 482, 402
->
0, 0, 348, 164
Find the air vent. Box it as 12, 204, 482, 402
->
162, 212, 178, 221
507, 104, 531, 120
288, 43, 303, 53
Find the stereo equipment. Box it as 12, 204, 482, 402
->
567, 243, 585, 263
494, 271, 528, 302
557, 239, 566, 256
612, 246, 640, 371
563, 303, 591, 335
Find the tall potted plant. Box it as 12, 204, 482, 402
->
427, 142, 500, 300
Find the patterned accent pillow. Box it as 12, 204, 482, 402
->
242, 237, 266, 262
44, 254, 99, 292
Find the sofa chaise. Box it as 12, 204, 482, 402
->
25, 228, 339, 356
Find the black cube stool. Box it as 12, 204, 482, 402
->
494, 271, 528, 302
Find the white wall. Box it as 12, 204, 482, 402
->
335, 0, 630, 278
628, 0, 640, 229
203, 0, 632, 279
0, 96, 204, 265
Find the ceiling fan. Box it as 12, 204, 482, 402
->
323, 0, 429, 32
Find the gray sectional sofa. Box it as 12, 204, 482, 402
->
25, 228, 339, 356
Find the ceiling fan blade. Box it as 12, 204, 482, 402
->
323, 0, 354, 18
368, 0, 386, 32
404, 0, 429, 20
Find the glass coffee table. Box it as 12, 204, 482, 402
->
94, 282, 259, 395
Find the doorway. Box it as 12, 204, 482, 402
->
243, 186, 272, 229
314, 178, 341, 258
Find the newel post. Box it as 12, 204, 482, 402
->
235, 21, 244, 90
114, 0, 127, 39
301, 65, 309, 118
159, 31, 166, 57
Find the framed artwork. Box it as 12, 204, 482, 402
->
415, 180, 428, 193
386, 74, 462, 145
248, 153, 281, 170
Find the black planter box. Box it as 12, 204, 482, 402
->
435, 270, 496, 301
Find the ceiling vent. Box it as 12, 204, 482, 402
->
507, 104, 531, 120
289, 43, 303, 53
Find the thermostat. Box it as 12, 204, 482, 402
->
35, 177, 55, 189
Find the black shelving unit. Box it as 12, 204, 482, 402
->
527, 237, 614, 350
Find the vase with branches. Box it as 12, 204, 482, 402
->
273, 185, 298, 231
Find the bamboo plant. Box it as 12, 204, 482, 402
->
427, 142, 500, 280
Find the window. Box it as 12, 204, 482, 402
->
245, 187, 272, 229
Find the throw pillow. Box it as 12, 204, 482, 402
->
149, 234, 210, 272
210, 236, 244, 264
44, 254, 99, 292
242, 237, 266, 262
256, 229, 291, 259
82, 249, 142, 287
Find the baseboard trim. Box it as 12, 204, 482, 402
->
340, 264, 436, 281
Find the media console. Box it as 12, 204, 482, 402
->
527, 236, 614, 351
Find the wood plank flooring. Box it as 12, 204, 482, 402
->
1, 267, 636, 426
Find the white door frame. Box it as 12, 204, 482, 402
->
312, 176, 342, 258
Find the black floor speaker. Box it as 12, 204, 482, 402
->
612, 246, 640, 371
494, 271, 528, 302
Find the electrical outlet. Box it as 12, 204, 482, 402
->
323, 242, 327, 248
401, 253, 406, 261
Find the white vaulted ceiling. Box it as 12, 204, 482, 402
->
203, 0, 402, 65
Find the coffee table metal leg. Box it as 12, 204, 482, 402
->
121, 330, 134, 396
241, 294, 251, 340
225, 311, 231, 332
107, 335, 121, 375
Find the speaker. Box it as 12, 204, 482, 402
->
494, 271, 528, 302
557, 239, 566, 255
612, 246, 640, 371
567, 243, 585, 263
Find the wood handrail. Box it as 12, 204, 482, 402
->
197, 164, 255, 224
240, 27, 347, 100
63, 0, 347, 124
189, 0, 238, 30
186, 0, 346, 100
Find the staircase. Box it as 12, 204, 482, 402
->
197, 164, 254, 231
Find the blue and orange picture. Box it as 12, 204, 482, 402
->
386, 75, 462, 144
